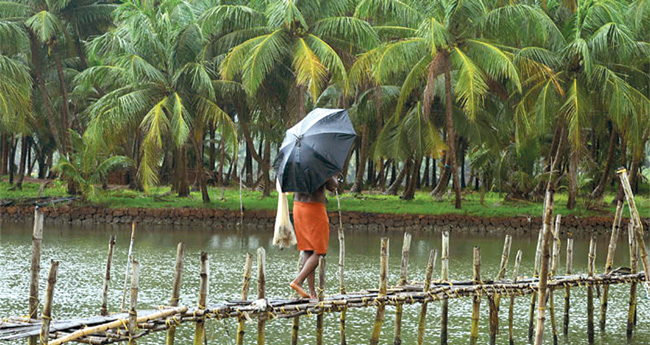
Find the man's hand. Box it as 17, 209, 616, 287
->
325, 176, 339, 192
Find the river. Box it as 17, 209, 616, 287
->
1, 221, 648, 344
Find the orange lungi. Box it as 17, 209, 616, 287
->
293, 201, 330, 254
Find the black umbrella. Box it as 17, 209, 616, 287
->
274, 108, 356, 193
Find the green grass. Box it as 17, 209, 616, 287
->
1, 180, 647, 218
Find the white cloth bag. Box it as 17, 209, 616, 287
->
273, 179, 296, 248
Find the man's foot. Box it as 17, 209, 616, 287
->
309, 293, 317, 299
290, 282, 309, 298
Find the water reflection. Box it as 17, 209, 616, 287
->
0, 221, 648, 344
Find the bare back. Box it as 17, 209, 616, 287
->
294, 177, 338, 204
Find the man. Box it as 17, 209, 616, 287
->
289, 177, 338, 299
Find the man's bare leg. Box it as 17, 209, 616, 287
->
290, 251, 320, 298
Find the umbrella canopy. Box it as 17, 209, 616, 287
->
274, 108, 356, 193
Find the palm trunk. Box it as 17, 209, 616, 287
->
385, 164, 407, 195
567, 147, 578, 209
262, 137, 271, 197
591, 126, 617, 199
431, 159, 451, 197
8, 137, 16, 184
209, 123, 216, 182
614, 135, 627, 203
423, 157, 430, 187
177, 146, 190, 197
401, 158, 421, 200
351, 126, 369, 193
192, 135, 210, 203
238, 109, 271, 187
1, 133, 8, 175
29, 32, 64, 155
53, 50, 72, 154
443, 65, 461, 209
16, 136, 28, 189
460, 147, 466, 190
218, 136, 225, 186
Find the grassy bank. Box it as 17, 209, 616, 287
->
1, 180, 646, 218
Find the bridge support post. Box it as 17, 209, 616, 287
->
587, 238, 596, 344
369, 238, 389, 345
39, 260, 59, 345
166, 242, 186, 345
236, 253, 253, 345
563, 238, 574, 335
508, 250, 522, 345
417, 249, 437, 345
394, 232, 411, 345
601, 201, 623, 331
469, 247, 481, 344
440, 231, 449, 345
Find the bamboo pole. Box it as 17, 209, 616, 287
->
128, 259, 140, 345
39, 260, 59, 345
369, 238, 389, 345
508, 250, 522, 345
533, 189, 554, 345
29, 207, 44, 345
627, 221, 638, 338
336, 189, 347, 345
548, 215, 561, 345
47, 307, 188, 345
122, 222, 136, 312
316, 256, 326, 345
236, 253, 254, 345
165, 242, 186, 345
193, 252, 209, 345
617, 169, 650, 281
394, 232, 411, 345
100, 235, 116, 316
469, 246, 481, 345
257, 248, 266, 345
417, 249, 437, 345
600, 201, 623, 331
587, 238, 596, 344
489, 235, 512, 345
291, 253, 306, 345
528, 223, 544, 341
441, 231, 450, 345
563, 237, 574, 335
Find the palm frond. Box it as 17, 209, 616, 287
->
561, 78, 589, 150
466, 39, 521, 93
138, 97, 170, 191
311, 16, 379, 51
200, 4, 263, 36
373, 38, 427, 84
396, 54, 431, 117
305, 34, 348, 92
25, 10, 63, 42
241, 29, 289, 95
451, 47, 488, 121
292, 37, 327, 102
170, 92, 190, 147
266, 0, 307, 30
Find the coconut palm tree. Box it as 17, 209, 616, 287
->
353, 0, 522, 208
489, 1, 650, 208
217, 0, 377, 122
78, 0, 236, 201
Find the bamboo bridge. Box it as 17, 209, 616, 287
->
1, 170, 649, 345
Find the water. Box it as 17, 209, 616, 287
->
1, 221, 648, 344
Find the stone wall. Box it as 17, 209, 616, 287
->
2, 205, 644, 235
